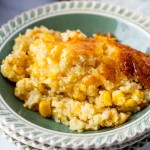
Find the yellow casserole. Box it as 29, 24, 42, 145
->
1, 26, 150, 132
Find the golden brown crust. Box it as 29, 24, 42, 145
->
61, 35, 150, 88
101, 57, 119, 82
119, 47, 150, 88
107, 38, 150, 88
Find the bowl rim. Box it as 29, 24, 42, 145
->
0, 0, 150, 148
1, 122, 150, 150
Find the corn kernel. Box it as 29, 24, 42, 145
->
79, 84, 86, 92
49, 72, 57, 79
43, 35, 55, 42
39, 76, 45, 82
124, 99, 137, 107
94, 105, 105, 113
132, 90, 144, 104
73, 94, 86, 101
49, 35, 55, 41
39, 100, 51, 117
33, 61, 38, 68
101, 91, 112, 106
112, 90, 125, 106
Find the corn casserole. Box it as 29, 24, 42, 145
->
1, 26, 150, 132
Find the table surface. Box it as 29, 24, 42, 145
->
0, 0, 150, 149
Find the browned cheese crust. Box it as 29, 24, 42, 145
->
97, 35, 150, 88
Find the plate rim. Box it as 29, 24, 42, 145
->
0, 1, 150, 148
1, 122, 150, 150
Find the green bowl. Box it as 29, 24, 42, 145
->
0, 1, 150, 149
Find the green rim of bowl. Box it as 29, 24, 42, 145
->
0, 1, 150, 149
